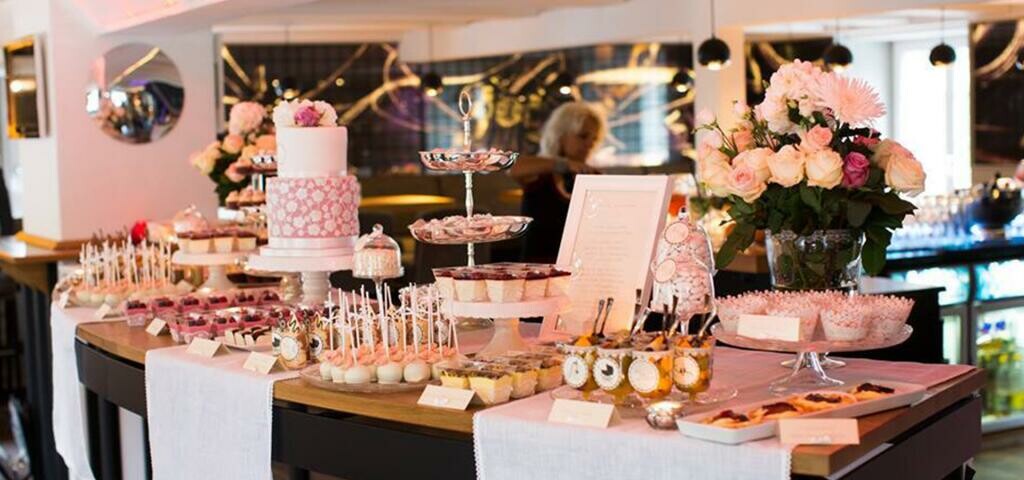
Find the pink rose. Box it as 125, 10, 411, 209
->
805, 149, 844, 189
732, 147, 773, 183
853, 135, 880, 149
767, 145, 806, 187
696, 109, 715, 127
221, 134, 244, 154
225, 161, 246, 183
293, 105, 321, 127
841, 152, 870, 189
872, 139, 912, 170
799, 125, 833, 153
885, 151, 926, 196
698, 151, 732, 197
228, 102, 265, 135
254, 134, 276, 153
726, 163, 768, 203
732, 128, 755, 152
697, 131, 724, 160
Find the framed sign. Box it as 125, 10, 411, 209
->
540, 175, 672, 340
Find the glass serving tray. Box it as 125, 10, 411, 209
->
408, 214, 532, 245
418, 149, 519, 173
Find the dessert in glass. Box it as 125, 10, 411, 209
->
593, 336, 635, 405
559, 336, 599, 398
672, 335, 715, 401
628, 334, 673, 401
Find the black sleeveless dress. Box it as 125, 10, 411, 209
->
520, 172, 575, 263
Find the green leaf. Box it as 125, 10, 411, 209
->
862, 238, 887, 275
873, 193, 917, 215
714, 222, 756, 269
799, 185, 822, 213
847, 200, 872, 228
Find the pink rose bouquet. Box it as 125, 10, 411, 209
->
188, 101, 276, 204
695, 60, 924, 276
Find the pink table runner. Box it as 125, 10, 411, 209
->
473, 347, 974, 480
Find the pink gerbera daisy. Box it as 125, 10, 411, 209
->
814, 73, 885, 126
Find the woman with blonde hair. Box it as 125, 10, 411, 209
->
510, 101, 608, 262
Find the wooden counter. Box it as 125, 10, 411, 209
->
0, 235, 78, 292
75, 319, 983, 477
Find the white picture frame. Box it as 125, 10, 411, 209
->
539, 174, 672, 341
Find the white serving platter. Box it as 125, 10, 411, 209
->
676, 379, 927, 445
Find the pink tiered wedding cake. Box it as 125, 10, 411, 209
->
248, 100, 360, 272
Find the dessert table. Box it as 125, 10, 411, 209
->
70, 314, 983, 480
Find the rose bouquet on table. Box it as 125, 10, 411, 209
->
696, 60, 925, 287
188, 101, 277, 204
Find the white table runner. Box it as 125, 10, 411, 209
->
145, 346, 298, 480
50, 304, 127, 480
473, 348, 974, 480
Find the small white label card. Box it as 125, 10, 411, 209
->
778, 418, 860, 445
417, 385, 475, 411
93, 303, 113, 320
547, 399, 620, 428
146, 318, 168, 336
242, 352, 281, 375
186, 338, 227, 358
58, 290, 71, 309
737, 314, 802, 342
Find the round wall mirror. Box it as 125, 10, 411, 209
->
85, 44, 184, 144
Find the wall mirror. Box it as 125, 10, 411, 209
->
86, 43, 183, 144
3, 35, 48, 139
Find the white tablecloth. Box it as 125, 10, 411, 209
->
473, 348, 974, 480
51, 304, 129, 480
145, 346, 298, 480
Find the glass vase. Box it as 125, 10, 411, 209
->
765, 230, 864, 292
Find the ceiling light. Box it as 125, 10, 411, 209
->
930, 7, 956, 68
670, 69, 693, 93
421, 71, 443, 97
823, 43, 853, 72
697, 0, 730, 70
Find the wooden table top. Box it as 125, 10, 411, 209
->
0, 235, 79, 265
75, 319, 983, 475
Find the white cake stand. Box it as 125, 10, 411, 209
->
444, 296, 570, 356
246, 250, 353, 306
172, 251, 250, 293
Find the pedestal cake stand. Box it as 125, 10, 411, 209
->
711, 323, 913, 395
444, 296, 571, 356
171, 251, 249, 293
247, 251, 353, 306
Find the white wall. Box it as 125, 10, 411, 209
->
1, 0, 218, 240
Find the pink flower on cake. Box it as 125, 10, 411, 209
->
221, 134, 244, 154
842, 152, 870, 189
726, 163, 768, 203
294, 105, 321, 127
805, 149, 844, 189
228, 102, 265, 136
885, 152, 926, 196
798, 125, 833, 153
767, 145, 806, 187
813, 74, 885, 126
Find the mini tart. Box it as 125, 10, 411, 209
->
439, 368, 470, 389
849, 382, 896, 401
748, 401, 802, 422
703, 409, 755, 428
792, 391, 857, 412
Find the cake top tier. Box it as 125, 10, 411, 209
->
272, 99, 348, 178
272, 99, 338, 128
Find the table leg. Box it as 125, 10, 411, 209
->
97, 397, 121, 480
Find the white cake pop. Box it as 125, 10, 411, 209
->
378, 362, 404, 384
403, 361, 431, 383
344, 365, 372, 384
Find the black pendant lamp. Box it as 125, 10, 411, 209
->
552, 70, 576, 97
823, 20, 853, 72
930, 8, 957, 67
670, 69, 694, 93
697, 0, 730, 70
421, 25, 444, 97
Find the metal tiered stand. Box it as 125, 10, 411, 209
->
411, 90, 567, 355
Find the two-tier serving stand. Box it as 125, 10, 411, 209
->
411, 89, 569, 355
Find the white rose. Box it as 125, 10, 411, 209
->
885, 152, 926, 196
767, 145, 806, 187
732, 147, 773, 183
698, 150, 732, 197
313, 101, 338, 126
272, 100, 298, 127
805, 149, 844, 189
696, 108, 715, 127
